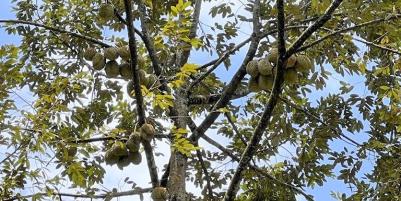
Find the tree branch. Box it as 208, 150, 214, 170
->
223, 0, 285, 198
4, 188, 152, 201
294, 4, 398, 53
137, 1, 167, 91
188, 89, 249, 105
0, 19, 111, 47
200, 134, 313, 201
123, 0, 159, 187
189, 0, 262, 142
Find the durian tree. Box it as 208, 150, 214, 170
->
1, 0, 401, 200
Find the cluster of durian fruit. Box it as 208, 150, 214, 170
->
84, 46, 160, 94
246, 48, 313, 92
104, 123, 155, 169
98, 4, 115, 21
151, 187, 168, 201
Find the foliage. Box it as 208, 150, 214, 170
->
1, 0, 401, 200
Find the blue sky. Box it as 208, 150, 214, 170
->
0, 0, 375, 200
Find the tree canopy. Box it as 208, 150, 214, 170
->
1, 0, 401, 200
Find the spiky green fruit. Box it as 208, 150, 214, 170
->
285, 55, 297, 69
258, 58, 273, 75
117, 155, 131, 170
140, 123, 155, 141
105, 60, 120, 78
258, 75, 274, 91
284, 69, 298, 84
104, 47, 119, 61
248, 77, 261, 92
99, 4, 114, 20
138, 69, 148, 86
67, 147, 77, 157
105, 149, 119, 165
83, 48, 97, 61
137, 56, 146, 68
110, 141, 128, 157
151, 187, 168, 200
119, 63, 132, 79
146, 74, 159, 88
117, 46, 131, 61
92, 53, 105, 70
268, 48, 278, 64
127, 81, 135, 97
126, 132, 141, 153
129, 151, 142, 165
295, 55, 313, 72
246, 60, 259, 77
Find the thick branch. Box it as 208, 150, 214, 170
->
354, 38, 401, 55
223, 0, 285, 199
4, 188, 152, 201
200, 135, 313, 201
0, 19, 110, 47
188, 89, 249, 105
296, 14, 401, 53
67, 134, 169, 144
123, 0, 159, 187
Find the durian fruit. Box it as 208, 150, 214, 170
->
67, 147, 77, 157
127, 81, 135, 97
258, 75, 274, 91
99, 4, 114, 20
129, 151, 142, 165
92, 53, 106, 70
105, 149, 119, 165
104, 47, 119, 61
105, 60, 120, 78
294, 55, 313, 72
151, 187, 168, 201
248, 77, 261, 92
284, 69, 299, 84
146, 74, 159, 88
117, 155, 131, 170
140, 123, 155, 141
268, 48, 279, 64
257, 57, 273, 76
117, 46, 130, 61
285, 55, 297, 69
246, 60, 259, 77
138, 69, 149, 86
83, 48, 97, 61
119, 63, 132, 79
137, 55, 146, 68
126, 132, 141, 153
110, 141, 129, 157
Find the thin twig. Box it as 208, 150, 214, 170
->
354, 38, 401, 55
196, 149, 214, 199
0, 19, 110, 47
